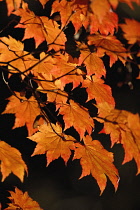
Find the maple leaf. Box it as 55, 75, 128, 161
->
0, 141, 27, 182
95, 103, 140, 174
51, 0, 87, 33
2, 92, 41, 136
90, 0, 110, 23
120, 19, 140, 44
73, 135, 119, 194
33, 52, 56, 75
59, 100, 94, 138
13, 6, 66, 49
87, 34, 131, 66
28, 123, 75, 165
85, 11, 118, 35
50, 60, 83, 90
0, 36, 38, 78
82, 76, 115, 106
13, 6, 45, 48
78, 43, 106, 77
5, 187, 43, 210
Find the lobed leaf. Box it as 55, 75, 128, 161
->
5, 187, 43, 210
73, 135, 119, 194
0, 141, 27, 182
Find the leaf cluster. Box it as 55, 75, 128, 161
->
0, 0, 140, 209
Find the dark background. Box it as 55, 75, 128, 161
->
0, 1, 140, 209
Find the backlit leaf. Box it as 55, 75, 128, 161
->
5, 187, 43, 210
87, 34, 131, 66
73, 135, 119, 194
2, 92, 41, 136
95, 103, 140, 174
14, 6, 66, 49
120, 19, 140, 44
78, 43, 106, 77
82, 76, 115, 106
0, 36, 37, 78
29, 123, 75, 165
0, 141, 27, 182
59, 100, 94, 138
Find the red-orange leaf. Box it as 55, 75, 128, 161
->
2, 92, 41, 136
79, 45, 106, 77
51, 0, 87, 33
82, 76, 115, 106
0, 36, 38, 78
95, 103, 140, 174
59, 100, 94, 138
90, 0, 110, 23
5, 187, 43, 210
14, 6, 66, 49
28, 123, 75, 165
0, 141, 27, 182
13, 6, 45, 48
73, 135, 119, 194
120, 19, 140, 44
84, 11, 118, 35
87, 34, 131, 66
51, 61, 83, 90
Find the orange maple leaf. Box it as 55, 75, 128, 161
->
83, 11, 118, 35
120, 19, 140, 44
59, 100, 94, 138
28, 123, 75, 165
82, 76, 115, 106
78, 43, 106, 77
90, 0, 110, 23
0, 141, 27, 182
0, 36, 38, 78
50, 60, 83, 90
5, 187, 43, 210
33, 52, 56, 75
52, 0, 118, 35
13, 6, 45, 48
51, 0, 87, 33
95, 103, 140, 175
73, 135, 119, 194
2, 92, 41, 136
13, 5, 66, 49
87, 34, 131, 66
